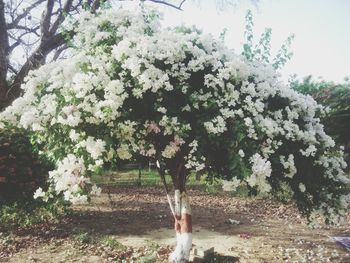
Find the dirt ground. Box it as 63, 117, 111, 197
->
1, 186, 349, 263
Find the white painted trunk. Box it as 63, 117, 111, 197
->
169, 190, 192, 263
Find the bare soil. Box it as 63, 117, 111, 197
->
1, 186, 349, 263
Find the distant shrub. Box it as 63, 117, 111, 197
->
0, 126, 51, 203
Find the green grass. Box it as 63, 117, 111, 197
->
91, 168, 222, 193
100, 235, 127, 250
0, 200, 66, 227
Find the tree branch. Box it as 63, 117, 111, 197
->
41, 0, 55, 38
8, 40, 21, 53
6, 0, 45, 30
0, 0, 9, 96
9, 24, 41, 37
8, 27, 40, 51
8, 64, 18, 75
52, 43, 68, 61
147, 0, 186, 10
50, 0, 74, 34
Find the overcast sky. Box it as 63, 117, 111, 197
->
11, 0, 350, 83
143, 0, 350, 83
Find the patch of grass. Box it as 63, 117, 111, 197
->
72, 229, 96, 244
0, 232, 14, 245
100, 235, 127, 250
92, 168, 222, 193
0, 200, 66, 227
137, 254, 157, 263
134, 241, 161, 263
228, 185, 251, 198
91, 169, 169, 186
145, 241, 160, 251
72, 229, 127, 251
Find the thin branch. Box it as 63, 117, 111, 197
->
9, 28, 38, 43
73, 0, 84, 11
7, 0, 25, 19
156, 160, 176, 218
9, 25, 40, 37
8, 40, 21, 52
6, 0, 45, 29
178, 0, 186, 9
52, 43, 68, 61
8, 64, 18, 74
50, 0, 74, 34
147, 0, 186, 10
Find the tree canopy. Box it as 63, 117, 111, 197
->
0, 8, 349, 225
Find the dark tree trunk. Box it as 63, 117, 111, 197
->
0, 0, 9, 109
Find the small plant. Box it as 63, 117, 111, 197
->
72, 228, 97, 244
101, 236, 126, 250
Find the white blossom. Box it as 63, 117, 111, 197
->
238, 149, 245, 158
33, 187, 45, 199
246, 154, 272, 193
222, 178, 241, 191
299, 183, 306, 193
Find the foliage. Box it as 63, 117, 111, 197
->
242, 10, 294, 70
0, 199, 68, 227
290, 76, 350, 146
0, 9, 349, 224
0, 126, 67, 226
0, 126, 52, 202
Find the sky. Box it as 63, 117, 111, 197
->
142, 0, 350, 83
10, 0, 350, 83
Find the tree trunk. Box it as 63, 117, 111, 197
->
169, 189, 192, 263
0, 0, 9, 109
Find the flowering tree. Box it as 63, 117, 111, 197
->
1, 9, 349, 262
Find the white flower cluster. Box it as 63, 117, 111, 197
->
246, 154, 272, 193
162, 135, 185, 159
49, 154, 90, 204
116, 144, 132, 160
79, 136, 106, 160
204, 116, 227, 134
185, 140, 206, 172
280, 154, 297, 178
222, 178, 241, 192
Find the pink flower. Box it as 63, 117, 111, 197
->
147, 122, 161, 134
